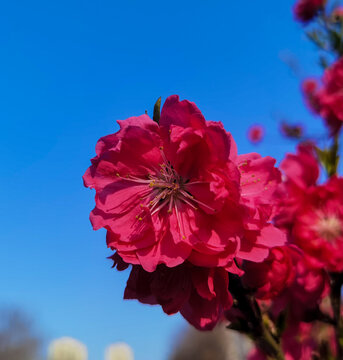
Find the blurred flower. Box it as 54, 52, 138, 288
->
292, 176, 343, 272
105, 343, 134, 360
302, 78, 320, 111
280, 142, 319, 190
302, 58, 343, 135
274, 143, 319, 229
247, 125, 264, 144
280, 122, 304, 139
242, 246, 298, 300
273, 145, 340, 264
331, 6, 343, 22
302, 78, 329, 130
259, 252, 329, 329
48, 337, 87, 360
270, 145, 331, 318
293, 0, 325, 23
316, 58, 343, 133
284, 254, 329, 315
84, 95, 285, 274
275, 139, 343, 273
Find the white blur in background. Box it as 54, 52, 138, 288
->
48, 337, 88, 360
47, 337, 134, 360
105, 343, 134, 360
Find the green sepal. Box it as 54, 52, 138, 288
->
153, 97, 162, 124
319, 55, 329, 69
306, 29, 327, 50
315, 137, 339, 177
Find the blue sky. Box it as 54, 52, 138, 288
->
0, 1, 327, 359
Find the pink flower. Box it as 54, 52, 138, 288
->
302, 59, 343, 135
124, 261, 232, 330
242, 246, 298, 300
332, 6, 343, 21
302, 78, 321, 115
293, 176, 343, 272
288, 255, 329, 311
280, 143, 319, 190
84, 96, 285, 272
293, 0, 325, 23
274, 143, 319, 229
271, 253, 329, 320
318, 58, 343, 129
247, 125, 264, 144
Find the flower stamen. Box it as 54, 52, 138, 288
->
116, 150, 213, 234
313, 213, 342, 242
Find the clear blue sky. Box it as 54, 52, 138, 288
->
0, 1, 327, 359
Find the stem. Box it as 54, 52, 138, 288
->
330, 272, 343, 359
256, 326, 285, 360
229, 276, 285, 360
328, 135, 339, 178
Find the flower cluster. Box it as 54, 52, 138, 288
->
84, 1, 343, 358
238, 2, 343, 356
303, 58, 343, 135
228, 144, 332, 358
293, 0, 325, 23
84, 95, 285, 330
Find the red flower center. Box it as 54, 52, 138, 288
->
118, 148, 214, 239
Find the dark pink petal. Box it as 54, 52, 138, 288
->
280, 144, 319, 189
160, 95, 206, 130
238, 153, 281, 204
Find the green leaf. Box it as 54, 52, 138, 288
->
315, 138, 339, 177
153, 97, 161, 124
319, 55, 329, 69
306, 29, 327, 50
328, 29, 343, 55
